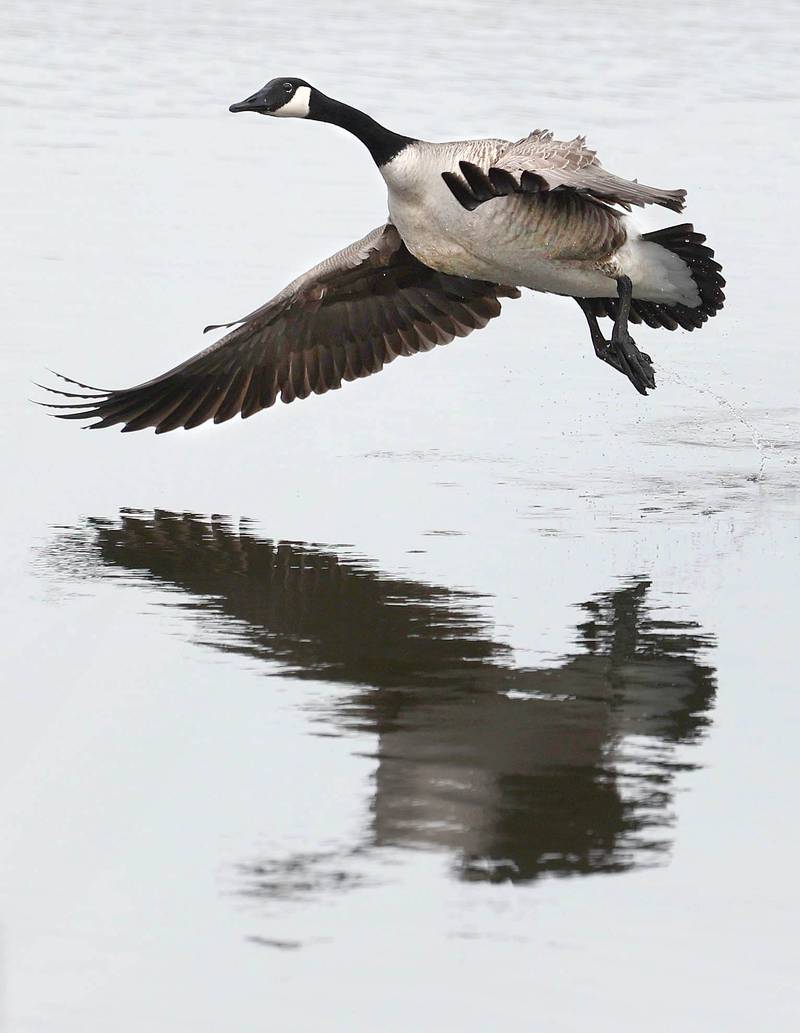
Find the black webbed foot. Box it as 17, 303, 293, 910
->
592, 338, 626, 377
610, 330, 656, 395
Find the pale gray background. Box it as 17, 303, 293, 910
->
1, 1, 798, 1030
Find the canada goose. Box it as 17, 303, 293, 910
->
44, 77, 724, 434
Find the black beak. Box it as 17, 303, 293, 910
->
229, 91, 267, 114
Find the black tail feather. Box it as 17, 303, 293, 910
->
582, 223, 725, 332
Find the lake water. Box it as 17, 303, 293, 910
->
1, 2, 798, 1030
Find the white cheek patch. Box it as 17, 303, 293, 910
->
272, 86, 311, 118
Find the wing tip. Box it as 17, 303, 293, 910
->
663, 188, 688, 213
34, 375, 111, 426
44, 368, 110, 393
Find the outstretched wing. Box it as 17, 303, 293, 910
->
442, 130, 687, 213
41, 224, 520, 434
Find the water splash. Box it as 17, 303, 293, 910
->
657, 364, 770, 482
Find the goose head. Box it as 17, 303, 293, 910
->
228, 78, 414, 168
229, 77, 313, 118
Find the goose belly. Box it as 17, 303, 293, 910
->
388, 188, 619, 299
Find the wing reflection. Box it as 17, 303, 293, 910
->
60, 511, 715, 884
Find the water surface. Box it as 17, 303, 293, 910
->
1, 2, 799, 1031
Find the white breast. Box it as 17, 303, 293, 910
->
381, 143, 501, 278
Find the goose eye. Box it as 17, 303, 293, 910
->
283, 82, 293, 93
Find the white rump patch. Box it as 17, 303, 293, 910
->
272, 86, 311, 118
615, 217, 701, 307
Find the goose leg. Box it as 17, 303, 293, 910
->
609, 276, 656, 395
575, 292, 656, 395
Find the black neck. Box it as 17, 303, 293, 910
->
308, 91, 414, 167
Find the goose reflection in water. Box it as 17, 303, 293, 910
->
57, 511, 715, 888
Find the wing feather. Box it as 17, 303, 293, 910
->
443, 131, 687, 214
41, 224, 519, 433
